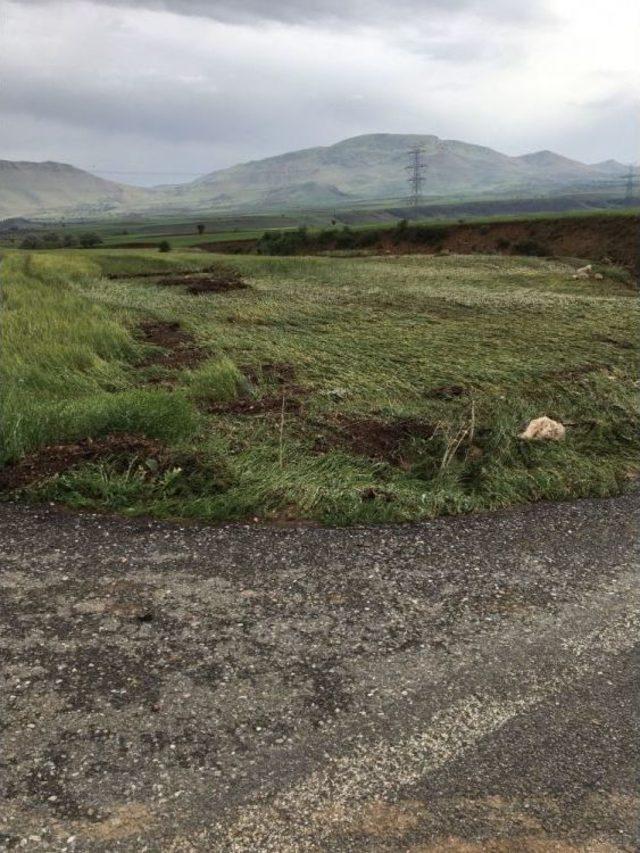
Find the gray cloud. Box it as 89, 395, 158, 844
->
1, 0, 636, 183
12, 0, 548, 25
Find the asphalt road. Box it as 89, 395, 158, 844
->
1, 494, 638, 852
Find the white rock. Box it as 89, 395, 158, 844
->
519, 416, 566, 441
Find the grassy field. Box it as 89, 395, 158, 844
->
100, 229, 274, 248
0, 248, 637, 524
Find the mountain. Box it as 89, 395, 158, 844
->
158, 134, 628, 210
0, 136, 628, 217
0, 160, 151, 218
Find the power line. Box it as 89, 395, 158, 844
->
405, 146, 426, 213
87, 167, 206, 177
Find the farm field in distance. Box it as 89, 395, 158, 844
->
0, 248, 638, 524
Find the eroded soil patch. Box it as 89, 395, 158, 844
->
208, 387, 307, 416
138, 320, 207, 369
316, 416, 436, 463
242, 362, 297, 386
157, 265, 247, 295
0, 434, 167, 491
202, 214, 638, 270
106, 265, 232, 280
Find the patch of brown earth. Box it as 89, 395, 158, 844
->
355, 801, 423, 838
242, 362, 297, 386
199, 215, 637, 271
208, 386, 307, 416
157, 265, 247, 295
315, 800, 423, 838
382, 215, 639, 270
138, 320, 206, 369
0, 434, 167, 491
316, 416, 436, 462
71, 803, 155, 842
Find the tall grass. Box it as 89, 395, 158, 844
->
2, 248, 638, 523
0, 253, 197, 462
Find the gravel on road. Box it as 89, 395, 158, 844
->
1, 494, 638, 851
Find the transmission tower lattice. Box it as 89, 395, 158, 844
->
625, 164, 636, 202
406, 146, 426, 213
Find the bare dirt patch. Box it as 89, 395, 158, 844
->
138, 320, 207, 370
106, 264, 235, 279
72, 803, 155, 843
208, 387, 307, 416
380, 215, 639, 270
157, 265, 247, 295
316, 416, 436, 463
208, 364, 306, 415
242, 362, 297, 386
0, 434, 167, 491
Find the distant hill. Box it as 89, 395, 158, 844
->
0, 216, 38, 232
0, 160, 150, 218
161, 134, 627, 210
0, 135, 628, 217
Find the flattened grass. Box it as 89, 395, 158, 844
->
1, 248, 637, 523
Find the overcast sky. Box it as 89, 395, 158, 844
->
1, 0, 638, 185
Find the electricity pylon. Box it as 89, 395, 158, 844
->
406, 146, 426, 214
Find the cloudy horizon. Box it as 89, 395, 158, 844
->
1, 0, 638, 186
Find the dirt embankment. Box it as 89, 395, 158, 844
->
202, 214, 638, 269
388, 215, 638, 268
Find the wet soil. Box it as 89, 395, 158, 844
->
106, 268, 200, 280
107, 264, 248, 296
156, 265, 247, 295
241, 362, 297, 386
137, 320, 207, 370
0, 435, 167, 492
207, 387, 307, 416
316, 416, 436, 462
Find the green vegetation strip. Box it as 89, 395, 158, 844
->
1, 249, 638, 524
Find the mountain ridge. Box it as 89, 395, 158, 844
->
0, 159, 151, 218
0, 134, 628, 218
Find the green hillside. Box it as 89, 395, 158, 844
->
162, 134, 627, 210
0, 135, 628, 218
0, 160, 151, 218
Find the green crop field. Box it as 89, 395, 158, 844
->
1, 248, 637, 524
